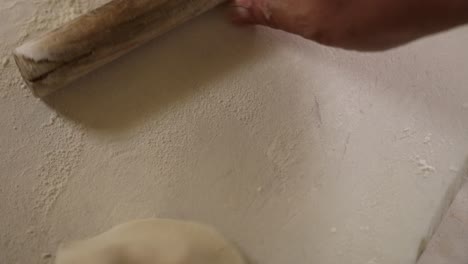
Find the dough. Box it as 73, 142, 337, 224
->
55, 219, 246, 264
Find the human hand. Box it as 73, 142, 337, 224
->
230, 0, 468, 51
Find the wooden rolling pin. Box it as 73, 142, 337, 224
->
13, 0, 225, 97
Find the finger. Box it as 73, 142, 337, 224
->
229, 4, 255, 25
230, 0, 274, 27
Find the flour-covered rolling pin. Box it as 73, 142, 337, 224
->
13, 0, 225, 97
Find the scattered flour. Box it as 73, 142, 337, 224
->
26, 0, 95, 33
359, 226, 370, 231
32, 118, 86, 218
41, 113, 59, 128
0, 1, 465, 264
423, 133, 432, 144
2, 57, 9, 67
449, 165, 459, 173
0, 0, 99, 99
398, 127, 413, 140
417, 158, 436, 174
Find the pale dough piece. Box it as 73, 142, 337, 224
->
55, 219, 246, 264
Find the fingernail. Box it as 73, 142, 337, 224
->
230, 6, 252, 24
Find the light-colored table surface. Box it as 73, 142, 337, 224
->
1, 1, 467, 264
418, 180, 468, 264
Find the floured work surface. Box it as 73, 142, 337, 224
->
1, 1, 468, 264
418, 181, 468, 264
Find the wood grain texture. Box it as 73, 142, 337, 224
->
14, 0, 225, 97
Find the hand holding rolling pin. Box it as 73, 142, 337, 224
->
14, 0, 468, 97
230, 0, 468, 50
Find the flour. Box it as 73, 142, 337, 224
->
1, 1, 467, 264
398, 127, 413, 140
41, 113, 59, 128
0, 0, 99, 98
360, 226, 370, 232
423, 133, 432, 144
26, 228, 35, 235
26, 0, 95, 33
2, 57, 9, 67
32, 116, 86, 219
15, 40, 52, 62
417, 158, 436, 174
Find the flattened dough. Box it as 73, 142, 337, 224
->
56, 219, 246, 264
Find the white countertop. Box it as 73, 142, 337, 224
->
1, 1, 467, 264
